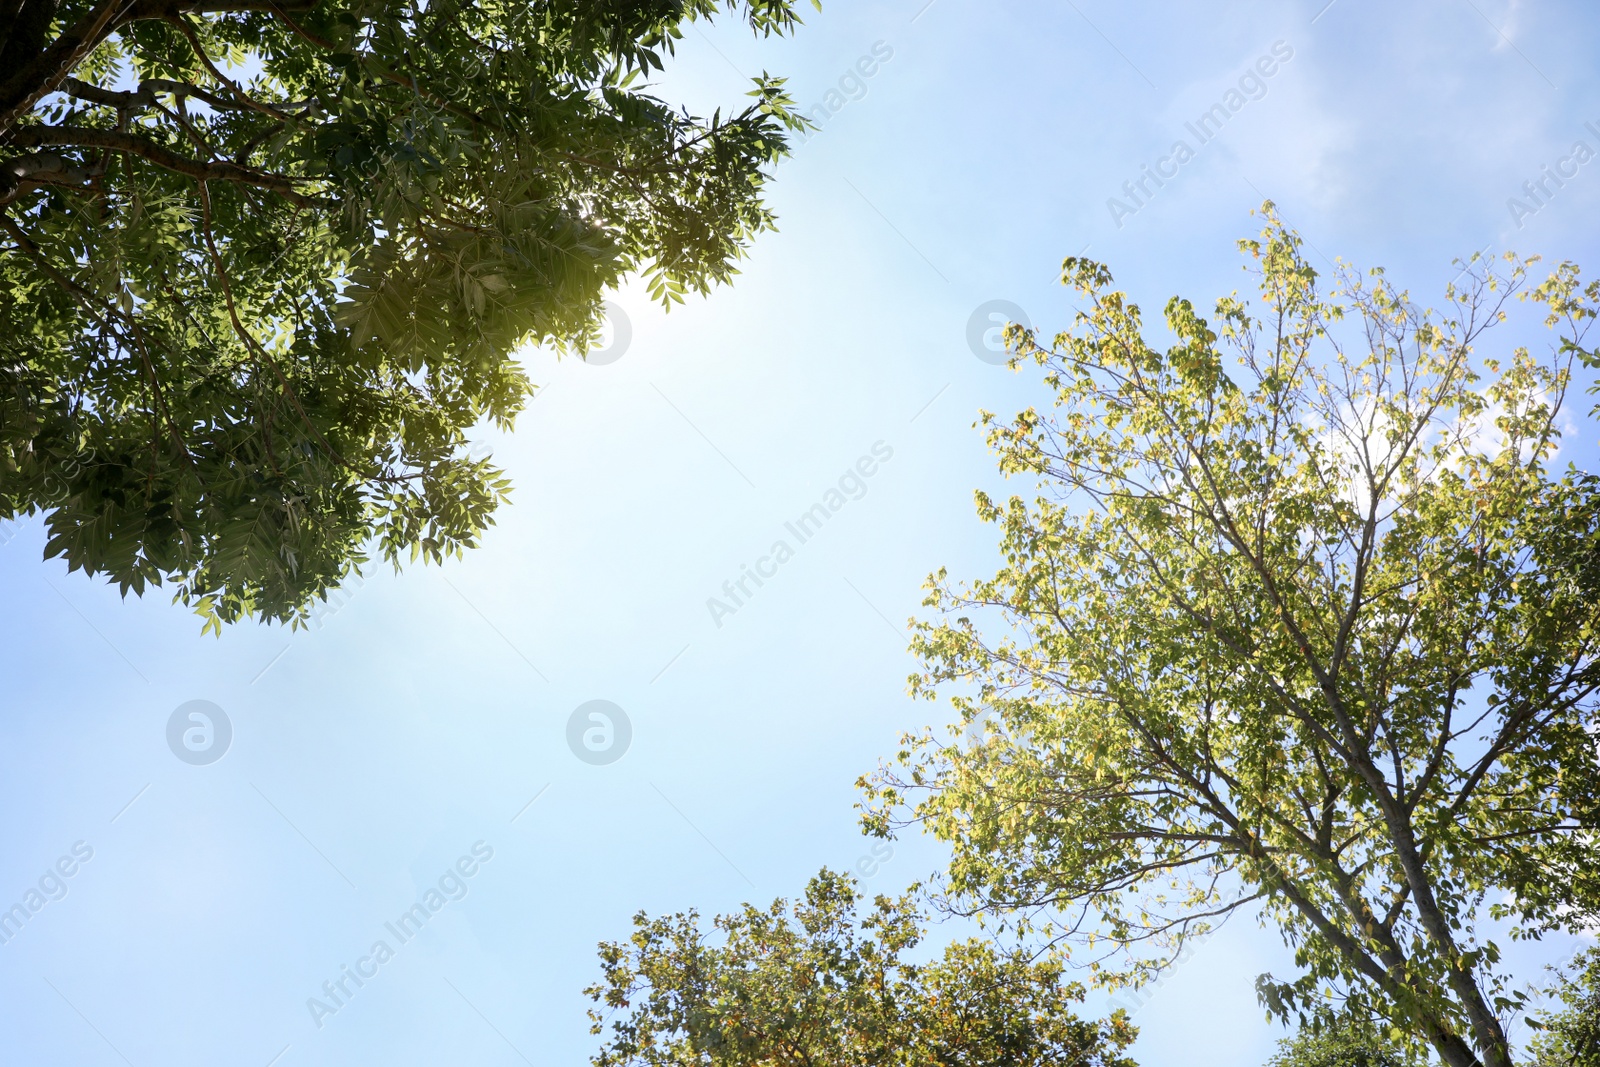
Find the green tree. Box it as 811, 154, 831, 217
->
1526, 948, 1600, 1067
862, 207, 1600, 1067
585, 868, 1139, 1067
0, 0, 812, 630
1264, 1015, 1417, 1067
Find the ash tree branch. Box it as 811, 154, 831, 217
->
0, 0, 134, 139
2, 124, 322, 205
0, 0, 321, 137
63, 75, 308, 116
1, 150, 97, 199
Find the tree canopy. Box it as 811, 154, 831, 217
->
1263, 1015, 1417, 1067
862, 207, 1600, 1067
0, 0, 812, 630
1526, 948, 1600, 1067
585, 868, 1139, 1067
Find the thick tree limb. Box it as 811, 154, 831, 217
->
0, 0, 133, 139
5, 124, 320, 203
0, 0, 319, 136
0, 151, 95, 203
62, 76, 260, 115
0, 0, 31, 45
0, 0, 58, 85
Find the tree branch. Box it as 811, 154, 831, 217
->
63, 75, 308, 116
0, 150, 96, 203
0, 0, 133, 139
0, 0, 319, 137
5, 124, 321, 204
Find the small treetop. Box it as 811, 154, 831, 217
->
585, 868, 1139, 1067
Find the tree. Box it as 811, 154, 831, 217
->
861, 206, 1600, 1067
1526, 948, 1600, 1067
1263, 1015, 1417, 1067
0, 0, 813, 630
584, 868, 1139, 1067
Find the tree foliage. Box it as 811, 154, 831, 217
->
1526, 948, 1600, 1067
862, 206, 1600, 1067
585, 868, 1139, 1067
0, 0, 813, 630
1263, 1013, 1419, 1067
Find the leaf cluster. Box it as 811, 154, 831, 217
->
585, 868, 1139, 1067
0, 0, 815, 627
1525, 947, 1600, 1067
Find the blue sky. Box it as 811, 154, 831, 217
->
4, 1, 1600, 1064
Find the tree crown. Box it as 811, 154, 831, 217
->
586, 868, 1139, 1067
1, 0, 814, 629
863, 206, 1600, 1067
